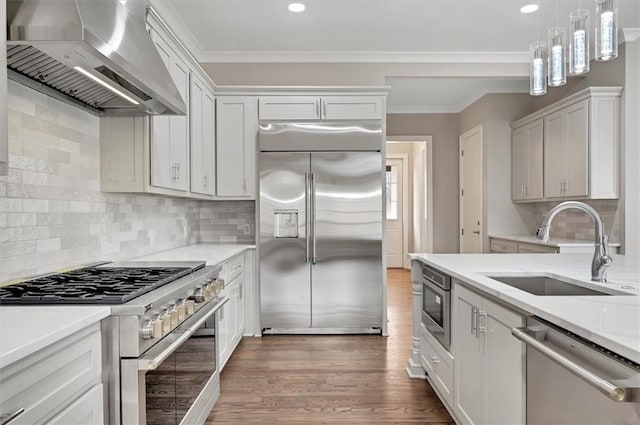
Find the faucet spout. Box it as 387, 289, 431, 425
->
535, 201, 612, 282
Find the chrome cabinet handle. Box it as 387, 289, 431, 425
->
512, 327, 630, 402
315, 100, 320, 117
322, 100, 327, 119
471, 306, 477, 336
0, 408, 25, 425
429, 356, 441, 365
476, 311, 487, 338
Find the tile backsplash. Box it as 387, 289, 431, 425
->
0, 81, 255, 282
519, 200, 622, 242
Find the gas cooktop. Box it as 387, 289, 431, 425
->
0, 266, 194, 305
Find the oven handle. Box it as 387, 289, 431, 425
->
138, 296, 229, 371
511, 327, 630, 402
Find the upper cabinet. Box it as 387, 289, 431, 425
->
1, 0, 8, 176
511, 87, 621, 202
100, 8, 217, 199
258, 95, 385, 120
216, 97, 258, 198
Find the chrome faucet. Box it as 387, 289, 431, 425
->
536, 201, 612, 282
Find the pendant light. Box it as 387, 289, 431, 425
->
569, 9, 590, 75
547, 0, 566, 87
530, 41, 548, 96
595, 0, 618, 61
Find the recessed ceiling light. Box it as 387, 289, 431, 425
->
288, 3, 306, 13
520, 4, 539, 14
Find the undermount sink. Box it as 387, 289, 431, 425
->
487, 275, 616, 296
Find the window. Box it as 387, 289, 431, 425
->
386, 164, 398, 220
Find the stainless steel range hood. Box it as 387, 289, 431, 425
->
6, 0, 187, 116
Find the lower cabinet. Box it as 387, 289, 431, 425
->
420, 323, 454, 407
453, 282, 525, 425
0, 323, 103, 424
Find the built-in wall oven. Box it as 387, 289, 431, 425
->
421, 265, 452, 350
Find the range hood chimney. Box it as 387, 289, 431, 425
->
6, 0, 187, 116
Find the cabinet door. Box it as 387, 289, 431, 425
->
511, 126, 529, 201
217, 304, 231, 370
48, 384, 104, 425
190, 76, 215, 196
453, 285, 484, 425
149, 30, 174, 189
526, 119, 544, 200
517, 242, 558, 253
170, 57, 190, 192
321, 96, 384, 120
236, 275, 246, 340
564, 99, 589, 197
258, 96, 321, 120
216, 97, 257, 197
544, 110, 567, 198
483, 298, 525, 425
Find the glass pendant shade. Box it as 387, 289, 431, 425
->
548, 27, 567, 86
569, 9, 590, 75
595, 0, 618, 61
530, 42, 547, 96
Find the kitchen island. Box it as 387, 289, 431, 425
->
409, 253, 640, 425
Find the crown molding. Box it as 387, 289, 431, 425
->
621, 28, 640, 43
198, 51, 530, 64
387, 106, 460, 114
148, 0, 206, 61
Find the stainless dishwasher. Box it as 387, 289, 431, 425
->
512, 317, 640, 425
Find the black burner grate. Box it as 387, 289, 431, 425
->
0, 267, 192, 305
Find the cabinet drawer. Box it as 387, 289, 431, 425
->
225, 254, 245, 283
517, 242, 558, 254
420, 324, 453, 407
47, 383, 104, 425
0, 324, 102, 424
490, 239, 518, 253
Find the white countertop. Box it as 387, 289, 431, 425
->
0, 306, 110, 369
410, 253, 640, 363
132, 243, 255, 266
489, 234, 622, 248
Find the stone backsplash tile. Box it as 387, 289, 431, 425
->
0, 81, 255, 282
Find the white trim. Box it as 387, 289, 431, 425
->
215, 85, 390, 95
386, 154, 410, 269
148, 1, 207, 62
621, 28, 640, 43
387, 106, 461, 114
198, 51, 530, 64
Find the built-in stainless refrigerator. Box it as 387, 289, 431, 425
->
259, 122, 383, 334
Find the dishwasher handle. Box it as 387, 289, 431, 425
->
512, 327, 630, 402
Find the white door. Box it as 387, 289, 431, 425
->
386, 158, 404, 267
460, 126, 483, 253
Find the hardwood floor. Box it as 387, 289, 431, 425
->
206, 268, 453, 424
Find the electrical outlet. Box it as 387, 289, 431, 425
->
242, 224, 251, 235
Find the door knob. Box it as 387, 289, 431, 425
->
472, 230, 480, 235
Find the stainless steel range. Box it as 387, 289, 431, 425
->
0, 261, 227, 425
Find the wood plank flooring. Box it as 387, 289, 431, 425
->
206, 269, 453, 424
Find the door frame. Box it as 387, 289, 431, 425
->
386, 154, 409, 268
459, 125, 484, 253
385, 136, 434, 258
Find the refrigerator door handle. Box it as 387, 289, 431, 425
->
311, 173, 317, 264
305, 173, 311, 263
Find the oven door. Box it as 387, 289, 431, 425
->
422, 280, 450, 349
121, 297, 228, 425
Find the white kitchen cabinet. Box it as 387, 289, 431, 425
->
149, 28, 189, 192
544, 99, 589, 198
511, 87, 621, 201
0, 324, 103, 424
216, 301, 232, 371
190, 74, 216, 196
0, 0, 8, 176
420, 323, 454, 408
258, 95, 385, 121
453, 282, 525, 425
511, 119, 543, 201
216, 96, 258, 198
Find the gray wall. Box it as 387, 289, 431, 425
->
0, 81, 254, 282
387, 113, 460, 253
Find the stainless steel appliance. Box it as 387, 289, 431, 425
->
421, 265, 451, 349
512, 317, 640, 425
0, 261, 226, 425
259, 122, 383, 334
6, 0, 186, 115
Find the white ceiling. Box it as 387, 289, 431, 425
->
385, 77, 530, 113
153, 0, 640, 112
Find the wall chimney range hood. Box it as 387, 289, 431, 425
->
6, 0, 187, 116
